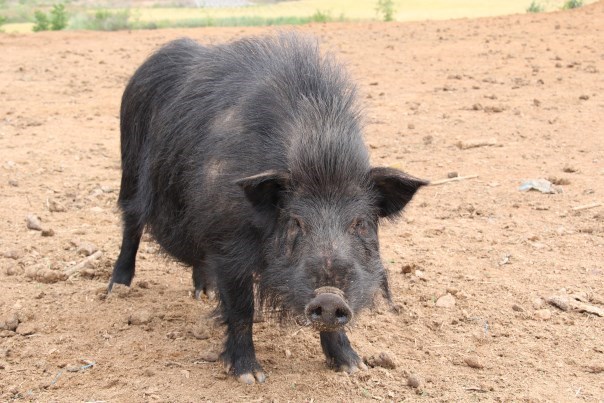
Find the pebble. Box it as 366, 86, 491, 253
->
26, 214, 43, 231
128, 310, 153, 325
16, 322, 37, 336
407, 373, 421, 388
532, 297, 544, 309
464, 356, 484, 369
3, 249, 23, 260
47, 199, 66, 212
77, 242, 98, 257
447, 171, 459, 178
143, 368, 155, 377
535, 309, 552, 320
547, 296, 570, 311
41, 228, 55, 237
5, 266, 24, 276
284, 349, 292, 358
435, 293, 456, 308
401, 263, 416, 274
191, 325, 210, 340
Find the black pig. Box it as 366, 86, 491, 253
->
109, 33, 427, 384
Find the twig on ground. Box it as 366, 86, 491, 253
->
430, 175, 479, 186
65, 251, 102, 278
571, 202, 601, 211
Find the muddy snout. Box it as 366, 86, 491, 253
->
305, 287, 352, 331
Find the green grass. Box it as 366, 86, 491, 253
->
526, 1, 545, 12
0, 0, 598, 33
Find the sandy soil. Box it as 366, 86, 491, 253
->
1, 2, 603, 401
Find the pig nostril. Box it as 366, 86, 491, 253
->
311, 306, 322, 319
335, 308, 349, 323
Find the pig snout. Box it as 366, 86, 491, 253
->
305, 288, 352, 331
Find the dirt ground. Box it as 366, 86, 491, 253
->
1, 2, 603, 401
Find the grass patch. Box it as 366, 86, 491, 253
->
70, 9, 131, 31
526, 1, 545, 12
562, 0, 583, 9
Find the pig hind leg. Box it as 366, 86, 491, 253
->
320, 331, 367, 373
109, 210, 143, 290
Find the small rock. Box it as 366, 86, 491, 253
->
41, 228, 55, 237
26, 214, 43, 231
191, 325, 210, 340
3, 249, 23, 260
533, 99, 541, 106
407, 123, 415, 130
77, 242, 98, 257
284, 349, 292, 358
66, 365, 81, 373
16, 322, 37, 336
435, 293, 456, 308
532, 297, 544, 309
579, 94, 589, 100
37, 269, 66, 284
512, 304, 525, 312
401, 263, 416, 274
535, 309, 552, 320
197, 351, 219, 362
128, 310, 153, 325
8, 179, 18, 187
1, 313, 19, 331
5, 266, 24, 276
464, 356, 484, 369
447, 171, 459, 178
143, 368, 155, 377
47, 199, 66, 213
407, 373, 421, 388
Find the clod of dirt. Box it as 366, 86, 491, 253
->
579, 94, 589, 100
128, 310, 153, 325
407, 373, 421, 388
435, 293, 456, 308
401, 263, 417, 274
0, 313, 19, 331
191, 325, 210, 340
464, 356, 484, 369
547, 176, 570, 186
456, 138, 497, 150
365, 352, 396, 369
585, 364, 604, 374
447, 171, 459, 178
109, 283, 130, 297
407, 123, 415, 130
77, 242, 98, 257
27, 267, 67, 284
196, 351, 219, 363
137, 280, 150, 289
41, 228, 55, 237
47, 199, 66, 213
8, 179, 18, 187
535, 309, 552, 320
2, 249, 23, 260
533, 99, 541, 106
284, 349, 292, 358
562, 165, 578, 173
26, 214, 43, 231
16, 322, 37, 336
547, 296, 570, 311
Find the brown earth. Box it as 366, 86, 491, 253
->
1, 2, 603, 402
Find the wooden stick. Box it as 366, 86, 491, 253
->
65, 251, 102, 278
430, 175, 479, 186
571, 202, 601, 211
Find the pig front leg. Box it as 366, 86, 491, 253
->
218, 272, 266, 384
320, 331, 367, 373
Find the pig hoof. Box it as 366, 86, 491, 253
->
339, 360, 368, 374
236, 370, 266, 384
194, 288, 216, 301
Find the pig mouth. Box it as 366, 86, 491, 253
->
304, 286, 353, 332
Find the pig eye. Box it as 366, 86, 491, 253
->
352, 218, 369, 236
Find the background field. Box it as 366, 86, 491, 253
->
0, 0, 599, 33
1, 1, 603, 402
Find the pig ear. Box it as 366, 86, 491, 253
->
370, 167, 428, 218
235, 170, 291, 215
